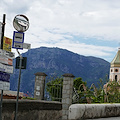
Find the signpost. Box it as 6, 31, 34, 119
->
12, 14, 30, 120
0, 22, 2, 46
0, 14, 30, 120
0, 14, 6, 120
0, 14, 14, 120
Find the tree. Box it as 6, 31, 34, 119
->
75, 78, 107, 104
73, 77, 88, 103
106, 81, 120, 103
73, 77, 87, 90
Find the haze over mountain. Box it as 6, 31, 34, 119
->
10, 47, 110, 95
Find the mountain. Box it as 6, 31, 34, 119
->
10, 47, 110, 95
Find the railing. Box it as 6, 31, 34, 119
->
45, 79, 62, 102
72, 87, 79, 103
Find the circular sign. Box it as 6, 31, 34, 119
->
13, 14, 29, 32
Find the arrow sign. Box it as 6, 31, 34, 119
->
23, 43, 31, 49
0, 63, 13, 74
0, 49, 15, 59
0, 81, 10, 91
0, 56, 12, 65
0, 71, 10, 82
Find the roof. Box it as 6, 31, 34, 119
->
111, 48, 120, 67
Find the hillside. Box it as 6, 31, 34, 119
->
10, 47, 110, 95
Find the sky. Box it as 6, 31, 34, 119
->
0, 0, 120, 62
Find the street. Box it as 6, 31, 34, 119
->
87, 117, 120, 120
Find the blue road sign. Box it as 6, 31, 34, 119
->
12, 31, 24, 49
0, 71, 10, 82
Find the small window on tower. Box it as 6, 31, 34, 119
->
115, 75, 117, 82
115, 69, 118, 72
111, 69, 113, 72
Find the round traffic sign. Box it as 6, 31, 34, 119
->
13, 14, 29, 32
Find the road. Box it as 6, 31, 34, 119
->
86, 117, 120, 120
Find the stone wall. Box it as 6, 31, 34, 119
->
69, 104, 120, 120
1, 99, 62, 120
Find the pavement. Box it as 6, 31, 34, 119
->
86, 117, 120, 120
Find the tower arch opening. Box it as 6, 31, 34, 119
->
115, 75, 117, 82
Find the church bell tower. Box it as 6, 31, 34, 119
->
109, 48, 120, 84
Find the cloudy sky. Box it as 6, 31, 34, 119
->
0, 0, 120, 62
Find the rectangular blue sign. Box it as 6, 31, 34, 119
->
0, 71, 10, 82
12, 31, 24, 49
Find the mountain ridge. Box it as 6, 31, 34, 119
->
10, 47, 110, 95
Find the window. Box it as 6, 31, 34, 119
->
115, 75, 117, 82
115, 69, 118, 72
111, 69, 113, 72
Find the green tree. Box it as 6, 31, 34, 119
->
73, 77, 87, 90
106, 81, 120, 103
73, 77, 88, 103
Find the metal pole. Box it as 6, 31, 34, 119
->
0, 90, 3, 120
0, 14, 6, 120
14, 49, 22, 120
1, 14, 6, 49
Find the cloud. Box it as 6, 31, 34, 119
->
25, 0, 120, 41
0, 0, 32, 14
30, 37, 115, 57
0, 0, 120, 61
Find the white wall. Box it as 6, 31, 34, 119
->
69, 104, 120, 120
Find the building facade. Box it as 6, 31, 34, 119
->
109, 48, 120, 84
103, 48, 120, 96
